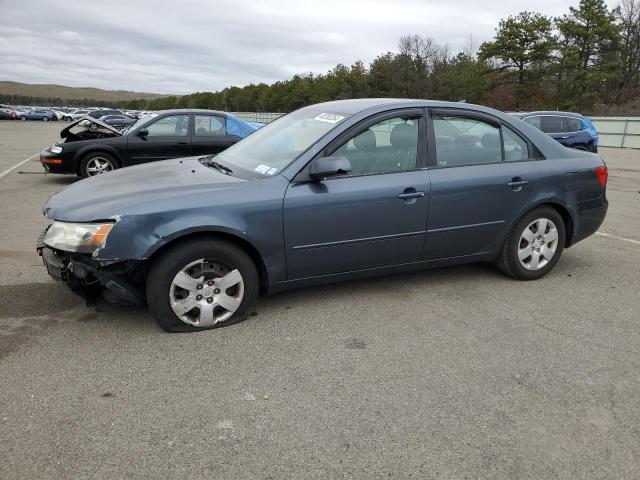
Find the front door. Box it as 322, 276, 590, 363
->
425, 111, 541, 260
283, 111, 430, 280
126, 114, 191, 165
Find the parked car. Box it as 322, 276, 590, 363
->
87, 109, 123, 118
38, 99, 608, 333
100, 114, 136, 129
0, 109, 12, 120
511, 111, 599, 153
19, 109, 57, 121
67, 109, 93, 121
40, 109, 263, 177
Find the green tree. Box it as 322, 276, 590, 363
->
479, 11, 556, 107
555, 0, 621, 109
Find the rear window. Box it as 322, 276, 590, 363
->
524, 116, 564, 133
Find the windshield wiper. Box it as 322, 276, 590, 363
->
199, 155, 233, 174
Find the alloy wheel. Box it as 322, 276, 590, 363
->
85, 157, 114, 175
517, 218, 559, 270
169, 258, 244, 327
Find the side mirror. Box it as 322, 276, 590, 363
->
137, 128, 148, 137
309, 156, 352, 180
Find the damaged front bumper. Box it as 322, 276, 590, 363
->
37, 231, 146, 306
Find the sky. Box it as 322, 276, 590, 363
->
0, 0, 615, 95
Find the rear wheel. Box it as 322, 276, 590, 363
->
79, 152, 118, 178
42, 116, 49, 121
496, 207, 566, 280
146, 239, 259, 333
20, 115, 26, 121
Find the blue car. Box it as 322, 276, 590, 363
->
19, 109, 58, 121
38, 99, 608, 332
511, 111, 599, 153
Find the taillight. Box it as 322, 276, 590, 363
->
594, 165, 608, 186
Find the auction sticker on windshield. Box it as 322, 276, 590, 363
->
314, 113, 345, 124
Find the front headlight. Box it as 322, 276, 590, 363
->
43, 221, 114, 254
50, 145, 63, 154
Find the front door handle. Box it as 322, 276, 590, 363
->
398, 191, 425, 199
507, 177, 529, 190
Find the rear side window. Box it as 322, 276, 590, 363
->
564, 117, 583, 132
502, 127, 528, 161
194, 115, 226, 136
433, 116, 501, 166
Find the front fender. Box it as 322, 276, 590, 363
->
93, 188, 288, 284
73, 144, 122, 170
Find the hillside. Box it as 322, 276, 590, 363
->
0, 81, 168, 103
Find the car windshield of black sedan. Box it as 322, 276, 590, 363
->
214, 109, 351, 177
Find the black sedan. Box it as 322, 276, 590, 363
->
40, 109, 262, 177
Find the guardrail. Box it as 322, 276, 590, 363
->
232, 112, 284, 124
590, 117, 640, 149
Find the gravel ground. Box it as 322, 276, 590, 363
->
1, 120, 639, 479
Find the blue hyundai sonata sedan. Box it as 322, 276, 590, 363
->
38, 99, 608, 332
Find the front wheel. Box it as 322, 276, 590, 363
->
20, 116, 26, 121
496, 207, 566, 280
79, 152, 118, 177
146, 239, 259, 332
42, 116, 49, 121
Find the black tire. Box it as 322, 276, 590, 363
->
146, 238, 259, 333
20, 116, 26, 121
42, 116, 49, 121
496, 206, 566, 280
78, 151, 119, 178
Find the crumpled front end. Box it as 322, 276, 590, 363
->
36, 226, 146, 305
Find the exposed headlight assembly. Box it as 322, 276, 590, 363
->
50, 145, 63, 154
43, 221, 114, 254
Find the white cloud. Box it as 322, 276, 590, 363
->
0, 0, 616, 94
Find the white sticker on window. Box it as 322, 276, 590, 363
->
314, 113, 345, 124
266, 167, 278, 175
254, 164, 271, 174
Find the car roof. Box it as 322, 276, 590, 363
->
511, 110, 584, 118
155, 109, 232, 118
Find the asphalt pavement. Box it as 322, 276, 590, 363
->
1, 120, 639, 479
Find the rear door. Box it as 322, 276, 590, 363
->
126, 113, 192, 165
425, 109, 541, 260
191, 114, 237, 156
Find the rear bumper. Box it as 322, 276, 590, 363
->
569, 200, 608, 246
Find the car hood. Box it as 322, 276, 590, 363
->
44, 157, 247, 222
60, 116, 122, 139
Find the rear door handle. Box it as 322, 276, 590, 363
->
507, 178, 529, 190
398, 191, 425, 199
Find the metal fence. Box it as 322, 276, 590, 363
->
231, 112, 284, 124
590, 117, 640, 149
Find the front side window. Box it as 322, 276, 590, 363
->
433, 116, 501, 166
146, 115, 189, 137
332, 117, 419, 176
195, 115, 226, 136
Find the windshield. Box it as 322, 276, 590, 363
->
214, 108, 350, 177
123, 113, 158, 134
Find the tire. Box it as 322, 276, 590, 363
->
79, 152, 118, 178
146, 238, 259, 332
20, 116, 26, 121
496, 206, 566, 280
42, 116, 49, 121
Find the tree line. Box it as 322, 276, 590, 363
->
4, 0, 639, 115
